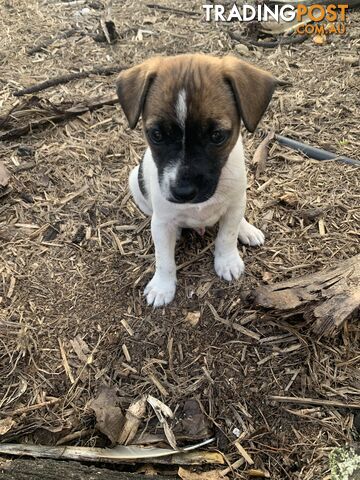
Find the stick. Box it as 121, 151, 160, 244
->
14, 65, 126, 97
207, 302, 261, 341
275, 134, 360, 167
146, 3, 201, 17
229, 30, 309, 48
1, 398, 61, 416
270, 395, 360, 410
27, 28, 78, 55
0, 94, 119, 141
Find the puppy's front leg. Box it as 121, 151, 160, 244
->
144, 216, 177, 307
215, 206, 245, 281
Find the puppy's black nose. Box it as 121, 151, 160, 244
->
171, 184, 197, 203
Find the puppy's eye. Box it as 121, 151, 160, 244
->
149, 129, 164, 144
210, 130, 227, 145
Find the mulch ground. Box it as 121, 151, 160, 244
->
0, 1, 359, 479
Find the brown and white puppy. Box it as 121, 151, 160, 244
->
116, 54, 277, 307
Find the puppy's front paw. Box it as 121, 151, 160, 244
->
215, 251, 245, 282
144, 275, 176, 307
238, 219, 265, 247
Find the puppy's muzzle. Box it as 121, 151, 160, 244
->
170, 182, 198, 203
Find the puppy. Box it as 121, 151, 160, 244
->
116, 54, 277, 307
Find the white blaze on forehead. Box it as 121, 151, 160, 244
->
176, 89, 187, 128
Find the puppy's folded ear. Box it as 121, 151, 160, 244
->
223, 56, 277, 133
116, 59, 159, 129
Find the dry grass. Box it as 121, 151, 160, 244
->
0, 1, 359, 478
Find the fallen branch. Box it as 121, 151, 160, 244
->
229, 30, 309, 48
27, 28, 78, 55
14, 65, 126, 97
146, 3, 201, 17
1, 398, 61, 417
250, 254, 360, 337
0, 94, 119, 141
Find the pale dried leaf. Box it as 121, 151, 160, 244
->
0, 162, 10, 188
147, 395, 174, 419
178, 467, 228, 480
185, 311, 201, 327
70, 335, 91, 363
313, 34, 327, 45
0, 417, 16, 436
148, 395, 176, 449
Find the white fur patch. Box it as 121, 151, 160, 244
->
161, 161, 180, 199
176, 89, 187, 127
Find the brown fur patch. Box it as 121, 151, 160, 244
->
116, 54, 277, 143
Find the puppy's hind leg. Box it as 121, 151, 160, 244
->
129, 166, 152, 216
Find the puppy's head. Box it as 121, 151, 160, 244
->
117, 54, 277, 204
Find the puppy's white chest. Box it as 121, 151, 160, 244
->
176, 201, 227, 229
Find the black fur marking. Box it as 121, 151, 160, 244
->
138, 159, 147, 198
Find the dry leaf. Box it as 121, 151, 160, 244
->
88, 387, 124, 444
148, 395, 176, 449
0, 162, 10, 188
185, 311, 201, 327
262, 271, 273, 284
70, 335, 91, 364
178, 467, 228, 480
279, 192, 298, 207
0, 417, 16, 436
253, 130, 275, 179
147, 395, 174, 419
313, 34, 327, 45
174, 399, 212, 441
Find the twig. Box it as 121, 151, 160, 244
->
270, 395, 360, 410
14, 65, 126, 97
228, 30, 309, 48
235, 441, 254, 465
0, 94, 119, 141
13, 161, 37, 173
27, 28, 78, 55
56, 429, 93, 446
1, 398, 61, 416
207, 302, 260, 341
58, 338, 75, 384
146, 3, 201, 17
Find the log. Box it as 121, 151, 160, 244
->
250, 254, 360, 337
0, 457, 169, 480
